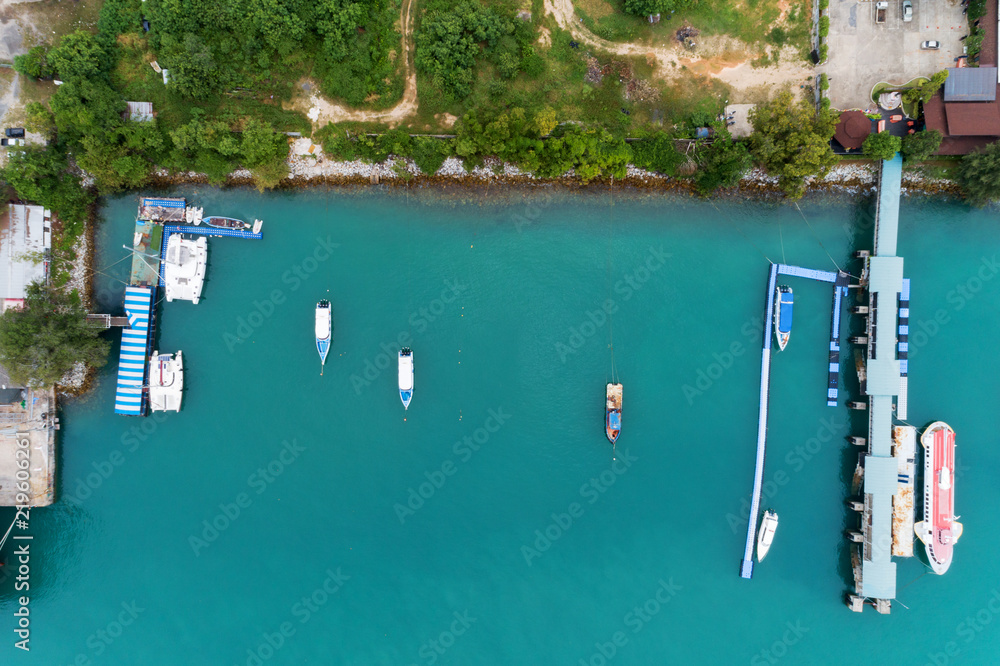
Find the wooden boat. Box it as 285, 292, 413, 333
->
203, 216, 250, 230
605, 383, 622, 445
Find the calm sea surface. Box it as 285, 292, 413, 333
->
2, 186, 999, 664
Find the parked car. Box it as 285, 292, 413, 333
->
4, 127, 24, 138
921, 40, 941, 50
902, 0, 913, 21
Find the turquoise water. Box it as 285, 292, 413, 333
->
3, 187, 1000, 664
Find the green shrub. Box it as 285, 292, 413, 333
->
631, 133, 685, 176
819, 16, 829, 38
819, 73, 829, 91
411, 137, 453, 175
862, 132, 902, 161
819, 44, 828, 61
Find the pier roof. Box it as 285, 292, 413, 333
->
875, 156, 901, 257
861, 454, 898, 599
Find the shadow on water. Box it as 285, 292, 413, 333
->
835, 193, 878, 600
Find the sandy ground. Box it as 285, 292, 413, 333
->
287, 0, 418, 128
542, 0, 813, 101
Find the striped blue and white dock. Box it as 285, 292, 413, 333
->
114, 287, 153, 415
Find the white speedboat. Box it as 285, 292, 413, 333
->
316, 300, 332, 375
773, 285, 793, 351
163, 235, 207, 304
757, 510, 779, 561
252, 219, 263, 234
148, 350, 183, 412
398, 348, 413, 409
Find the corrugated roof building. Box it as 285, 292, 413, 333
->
125, 101, 154, 122
0, 204, 51, 310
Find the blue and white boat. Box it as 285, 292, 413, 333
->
315, 300, 332, 375
398, 348, 413, 409
774, 285, 793, 351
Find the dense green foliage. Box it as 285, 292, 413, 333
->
901, 130, 942, 164
818, 16, 829, 38
694, 129, 752, 193
902, 70, 948, 106
862, 132, 901, 161
1, 147, 93, 249
416, 1, 536, 101
0, 284, 110, 388
967, 0, 987, 60
749, 91, 838, 198
13, 45, 53, 79
143, 0, 401, 104
630, 134, 685, 176
623, 0, 691, 16
958, 141, 1000, 206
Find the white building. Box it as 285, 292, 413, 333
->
0, 204, 51, 311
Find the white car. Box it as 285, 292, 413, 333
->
902, 0, 913, 21
921, 40, 940, 50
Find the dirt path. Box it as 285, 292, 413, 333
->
542, 0, 812, 100
293, 0, 419, 128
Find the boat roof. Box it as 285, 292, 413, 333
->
777, 300, 793, 333
608, 411, 621, 429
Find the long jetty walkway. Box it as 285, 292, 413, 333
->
739, 261, 850, 579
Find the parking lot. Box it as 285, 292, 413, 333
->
823, 0, 969, 111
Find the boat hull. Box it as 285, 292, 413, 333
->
605, 383, 622, 444
757, 510, 778, 562
203, 216, 250, 231
398, 349, 413, 409
915, 421, 961, 574
773, 285, 793, 351
315, 301, 332, 368
148, 350, 183, 412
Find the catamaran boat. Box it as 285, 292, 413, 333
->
915, 421, 962, 574
757, 510, 779, 561
315, 300, 332, 375
163, 235, 207, 304
203, 216, 251, 230
398, 348, 413, 409
148, 350, 183, 412
773, 285, 793, 351
606, 383, 622, 445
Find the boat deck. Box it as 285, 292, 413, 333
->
130, 219, 163, 287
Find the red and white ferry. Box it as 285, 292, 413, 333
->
914, 421, 963, 574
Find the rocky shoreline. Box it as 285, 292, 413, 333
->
144, 154, 963, 199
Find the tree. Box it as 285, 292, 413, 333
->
862, 132, 902, 161
748, 91, 838, 198
0, 283, 110, 388
958, 141, 1000, 207
695, 129, 752, 193
903, 70, 949, 106
240, 119, 289, 190
48, 30, 109, 82
1, 147, 93, 237
13, 45, 52, 79
901, 129, 942, 164
24, 102, 56, 139
415, 2, 514, 100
